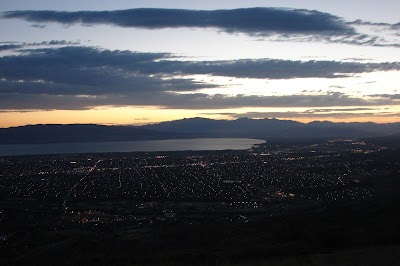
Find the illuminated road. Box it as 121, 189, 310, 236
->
63, 159, 102, 211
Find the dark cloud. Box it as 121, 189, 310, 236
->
329, 85, 345, 89
348, 20, 393, 27
164, 59, 400, 79
2, 46, 399, 85
160, 92, 394, 109
348, 19, 400, 30
0, 44, 23, 51
4, 8, 400, 47
0, 110, 43, 113
1, 46, 399, 111
304, 108, 378, 113
31, 23, 46, 28
3, 8, 353, 36
340, 20, 400, 47
25, 40, 81, 46
0, 89, 397, 111
369, 94, 400, 99
211, 108, 397, 119
0, 47, 213, 96
342, 58, 372, 62
0, 40, 80, 53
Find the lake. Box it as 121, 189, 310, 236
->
0, 138, 265, 156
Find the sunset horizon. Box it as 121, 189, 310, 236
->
1, 1, 399, 128
1, 113, 400, 129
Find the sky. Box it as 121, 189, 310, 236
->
0, 0, 399, 127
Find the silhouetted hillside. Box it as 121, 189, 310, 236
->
0, 124, 177, 144
1, 118, 400, 144
142, 117, 400, 139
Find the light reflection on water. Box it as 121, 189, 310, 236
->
0, 138, 265, 156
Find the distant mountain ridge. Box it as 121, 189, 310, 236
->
0, 124, 181, 144
142, 117, 400, 138
1, 118, 399, 144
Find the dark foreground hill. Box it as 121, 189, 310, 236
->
1, 118, 400, 144
0, 138, 399, 265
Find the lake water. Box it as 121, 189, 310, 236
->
0, 138, 265, 156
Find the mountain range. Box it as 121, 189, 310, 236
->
1, 117, 399, 144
